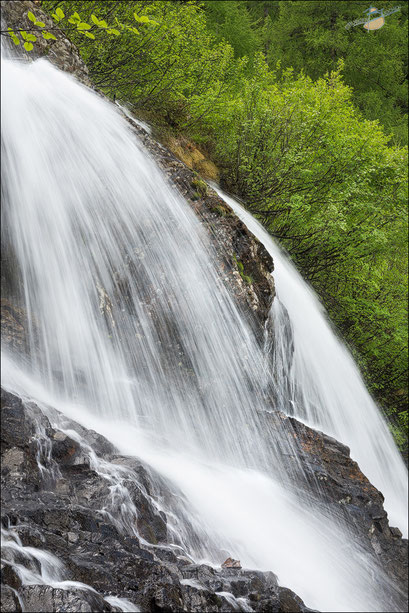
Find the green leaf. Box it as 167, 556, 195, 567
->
107, 28, 120, 36
51, 13, 60, 22
69, 12, 81, 23
8, 27, 20, 45
56, 7, 65, 19
84, 31, 95, 39
91, 14, 100, 26
133, 14, 157, 25
35, 21, 45, 28
77, 22, 91, 30
20, 30, 28, 40
26, 33, 37, 42
131, 27, 139, 34
23, 41, 34, 51
27, 11, 36, 22
42, 32, 57, 40
98, 19, 108, 28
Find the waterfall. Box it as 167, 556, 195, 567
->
210, 185, 408, 538
1, 49, 406, 612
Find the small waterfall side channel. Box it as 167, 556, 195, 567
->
1, 47, 407, 612
210, 185, 408, 539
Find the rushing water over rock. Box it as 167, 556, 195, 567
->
211, 185, 408, 538
1, 49, 407, 612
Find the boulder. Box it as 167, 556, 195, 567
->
18, 585, 121, 612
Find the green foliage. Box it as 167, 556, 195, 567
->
6, 5, 155, 51
42, 1, 235, 129
5, 9, 56, 47
203, 0, 261, 59
6, 11, 56, 47
191, 177, 208, 197
233, 257, 253, 285
7, 27, 20, 46
198, 56, 408, 446
259, 1, 408, 144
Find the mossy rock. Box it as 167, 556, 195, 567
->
233, 257, 253, 284
196, 159, 220, 181
236, 260, 244, 274
211, 204, 228, 217
191, 177, 208, 197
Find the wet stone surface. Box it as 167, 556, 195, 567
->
261, 410, 408, 611
1, 387, 316, 612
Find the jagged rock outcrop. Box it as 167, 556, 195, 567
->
2, 385, 408, 612
128, 121, 275, 327
261, 411, 408, 611
1, 387, 316, 613
1, 300, 32, 356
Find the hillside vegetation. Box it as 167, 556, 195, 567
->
41, 0, 408, 453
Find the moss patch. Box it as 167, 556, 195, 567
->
191, 177, 208, 197
233, 257, 253, 285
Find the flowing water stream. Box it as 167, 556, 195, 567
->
210, 185, 408, 539
1, 49, 407, 612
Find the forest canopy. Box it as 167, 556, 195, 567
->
39, 0, 408, 453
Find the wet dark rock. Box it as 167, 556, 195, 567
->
123, 478, 168, 544
18, 585, 120, 612
179, 565, 316, 612
1, 388, 51, 453
262, 410, 408, 609
278, 587, 313, 613
390, 526, 403, 538
1, 563, 22, 590
2, 387, 316, 612
0, 300, 30, 355
51, 431, 83, 466
1, 585, 22, 612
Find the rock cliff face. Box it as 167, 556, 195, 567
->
1, 386, 316, 613
1, 378, 408, 612
261, 411, 408, 611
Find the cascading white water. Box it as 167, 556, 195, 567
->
1, 48, 406, 612
211, 185, 408, 538
1, 526, 140, 611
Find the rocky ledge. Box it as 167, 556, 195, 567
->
2, 387, 408, 612
1, 387, 316, 613
261, 411, 408, 611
